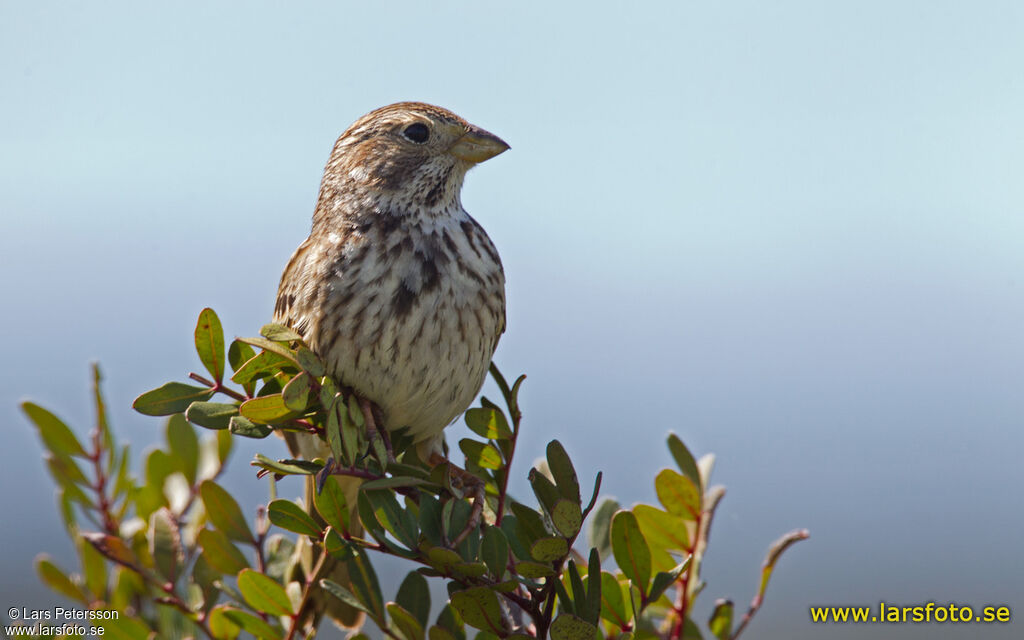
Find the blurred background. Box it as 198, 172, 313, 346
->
2, 1, 1022, 638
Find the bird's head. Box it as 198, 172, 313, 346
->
320, 102, 509, 215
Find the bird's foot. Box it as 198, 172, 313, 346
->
356, 395, 396, 465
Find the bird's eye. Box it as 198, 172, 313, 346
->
402, 122, 430, 144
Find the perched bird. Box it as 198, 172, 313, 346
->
273, 102, 509, 629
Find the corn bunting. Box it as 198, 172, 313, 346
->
273, 102, 508, 629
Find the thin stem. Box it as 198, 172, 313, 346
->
730, 595, 762, 640
189, 372, 248, 402
88, 429, 119, 535
494, 401, 522, 526
670, 511, 702, 640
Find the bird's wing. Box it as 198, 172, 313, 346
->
273, 237, 319, 338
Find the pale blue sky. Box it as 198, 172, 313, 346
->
2, 2, 1023, 638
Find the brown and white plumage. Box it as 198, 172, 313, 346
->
272, 103, 508, 631
275, 102, 508, 454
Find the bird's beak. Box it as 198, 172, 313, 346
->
449, 126, 510, 164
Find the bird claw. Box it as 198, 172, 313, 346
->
357, 396, 396, 465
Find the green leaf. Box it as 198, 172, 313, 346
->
36, 555, 87, 602
260, 323, 302, 342
295, 346, 326, 377
321, 578, 374, 617
450, 586, 505, 634
655, 469, 701, 520
396, 571, 432, 628
325, 395, 344, 463
429, 626, 458, 640
22, 402, 87, 458
267, 499, 322, 536
195, 307, 226, 383
633, 504, 690, 553
229, 415, 273, 438
611, 510, 651, 597
436, 604, 466, 640
550, 613, 598, 640
464, 407, 512, 439
149, 507, 182, 581
237, 568, 294, 616
514, 561, 554, 578
197, 529, 250, 574
342, 546, 386, 624
528, 467, 561, 513
239, 394, 299, 424
314, 475, 352, 534
426, 546, 464, 571
480, 525, 510, 578
231, 350, 294, 386
282, 371, 312, 411
208, 604, 241, 639
186, 401, 238, 430
145, 448, 176, 489
530, 536, 568, 562
200, 480, 253, 543
238, 336, 300, 364
79, 537, 107, 598
388, 602, 427, 640
666, 433, 703, 493
323, 526, 354, 562
341, 399, 360, 465
551, 499, 583, 538
588, 498, 619, 561
132, 382, 214, 417
546, 440, 581, 504
509, 502, 548, 546
252, 454, 321, 476
362, 488, 418, 548
584, 548, 602, 625
220, 606, 283, 640
708, 599, 733, 640
166, 414, 199, 484
45, 454, 89, 488
599, 571, 630, 628
459, 439, 502, 470
228, 339, 257, 373
758, 529, 810, 599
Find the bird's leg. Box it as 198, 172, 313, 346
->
429, 452, 486, 547
358, 396, 395, 463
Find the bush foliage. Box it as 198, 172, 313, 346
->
23, 308, 807, 640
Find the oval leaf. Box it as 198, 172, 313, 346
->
22, 402, 87, 458
195, 308, 226, 383
464, 407, 512, 439
186, 401, 238, 430
200, 480, 253, 543
655, 469, 701, 520
239, 394, 298, 424
133, 382, 213, 417
268, 499, 322, 537
450, 587, 505, 634
237, 568, 294, 616
550, 613, 598, 640
198, 528, 250, 575
611, 510, 651, 597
